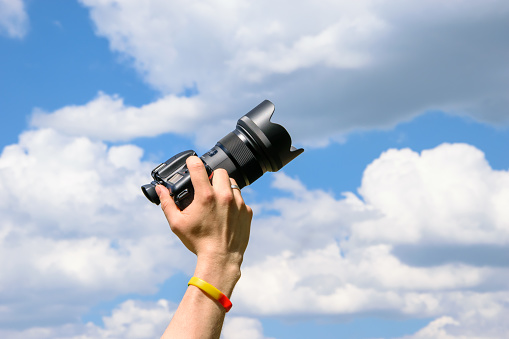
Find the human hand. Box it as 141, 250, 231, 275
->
155, 156, 253, 294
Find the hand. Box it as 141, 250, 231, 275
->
155, 156, 253, 294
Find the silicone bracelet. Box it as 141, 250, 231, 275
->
188, 276, 233, 312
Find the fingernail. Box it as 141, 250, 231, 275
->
155, 185, 162, 196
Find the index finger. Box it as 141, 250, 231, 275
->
186, 156, 213, 198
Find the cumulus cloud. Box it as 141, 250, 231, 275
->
73, 0, 509, 146
0, 0, 28, 38
222, 317, 274, 339
0, 128, 195, 327
0, 128, 155, 236
354, 143, 509, 245
0, 298, 272, 339
232, 143, 509, 337
1, 126, 508, 337
398, 309, 509, 339
0, 299, 174, 339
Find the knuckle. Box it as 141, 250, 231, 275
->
218, 190, 234, 204
199, 188, 215, 203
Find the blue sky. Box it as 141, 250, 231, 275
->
1, 1, 508, 338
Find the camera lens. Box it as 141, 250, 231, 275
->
202, 100, 303, 189
142, 100, 303, 207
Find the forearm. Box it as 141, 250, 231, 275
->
161, 257, 241, 339
157, 160, 251, 338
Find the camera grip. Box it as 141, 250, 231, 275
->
167, 160, 213, 210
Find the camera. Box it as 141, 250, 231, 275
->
141, 100, 304, 209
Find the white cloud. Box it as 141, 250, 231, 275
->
0, 299, 174, 339
71, 0, 509, 146
82, 299, 173, 339
0, 298, 274, 339
231, 143, 509, 337
222, 317, 274, 339
354, 143, 509, 245
77, 0, 389, 92
0, 128, 155, 236
227, 13, 385, 82
399, 307, 509, 339
237, 243, 506, 316
30, 92, 206, 142
245, 144, 509, 263
1, 123, 508, 336
0, 0, 28, 38
0, 128, 195, 327
400, 317, 464, 339
28, 91, 258, 149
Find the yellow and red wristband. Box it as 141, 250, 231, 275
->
188, 276, 233, 312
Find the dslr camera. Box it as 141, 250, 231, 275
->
141, 100, 303, 209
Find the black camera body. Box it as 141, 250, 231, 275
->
142, 100, 303, 209
145, 150, 202, 209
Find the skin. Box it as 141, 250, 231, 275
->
158, 156, 253, 339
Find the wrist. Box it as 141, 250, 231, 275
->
194, 254, 242, 297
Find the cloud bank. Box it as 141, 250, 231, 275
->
42, 0, 507, 146
0, 128, 195, 328
25, 1, 509, 146
1, 137, 507, 337
233, 143, 509, 338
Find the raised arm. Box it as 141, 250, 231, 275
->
158, 155, 253, 339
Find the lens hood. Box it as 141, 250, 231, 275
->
236, 100, 303, 172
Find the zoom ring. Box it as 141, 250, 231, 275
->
218, 132, 264, 187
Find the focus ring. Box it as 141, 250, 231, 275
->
218, 132, 263, 186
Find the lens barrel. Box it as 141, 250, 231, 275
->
212, 100, 303, 188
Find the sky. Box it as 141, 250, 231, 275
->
0, 0, 508, 338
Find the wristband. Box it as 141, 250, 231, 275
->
188, 276, 233, 312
